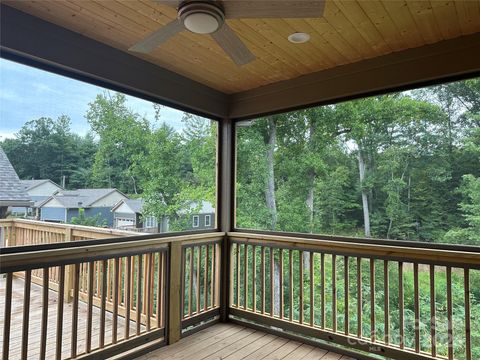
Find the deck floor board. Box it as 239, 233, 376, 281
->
1, 277, 355, 360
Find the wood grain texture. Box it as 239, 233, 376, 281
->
4, 0, 479, 93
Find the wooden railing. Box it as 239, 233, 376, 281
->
181, 240, 222, 330
2, 220, 479, 360
0, 218, 144, 247
0, 219, 146, 303
0, 230, 223, 359
228, 232, 480, 360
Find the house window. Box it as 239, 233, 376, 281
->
193, 215, 199, 228
144, 216, 157, 228
205, 214, 211, 227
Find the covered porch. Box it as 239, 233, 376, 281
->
1, 1, 480, 360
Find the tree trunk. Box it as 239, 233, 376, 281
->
265, 117, 281, 315
265, 117, 277, 231
358, 149, 371, 237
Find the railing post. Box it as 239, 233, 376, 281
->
168, 241, 182, 344
64, 227, 74, 303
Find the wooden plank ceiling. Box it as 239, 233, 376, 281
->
5, 0, 480, 94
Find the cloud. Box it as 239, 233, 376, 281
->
0, 89, 21, 102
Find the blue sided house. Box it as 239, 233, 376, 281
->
39, 188, 128, 227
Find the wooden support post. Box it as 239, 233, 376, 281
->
64, 227, 74, 303
168, 241, 182, 344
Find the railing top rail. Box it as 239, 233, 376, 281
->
0, 232, 224, 273
0, 218, 143, 236
231, 229, 480, 252
229, 232, 480, 269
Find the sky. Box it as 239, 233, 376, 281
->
0, 58, 188, 140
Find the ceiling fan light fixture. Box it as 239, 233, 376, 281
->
184, 12, 219, 34
288, 32, 310, 44
179, 2, 225, 34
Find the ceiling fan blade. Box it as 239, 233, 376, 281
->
153, 0, 180, 7
223, 0, 326, 19
211, 24, 255, 66
129, 20, 183, 54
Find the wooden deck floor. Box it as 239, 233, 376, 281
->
137, 323, 355, 360
0, 276, 140, 359
0, 277, 354, 360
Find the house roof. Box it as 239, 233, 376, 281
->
20, 179, 63, 191
112, 199, 215, 216
111, 198, 144, 214
39, 188, 126, 208
0, 147, 33, 207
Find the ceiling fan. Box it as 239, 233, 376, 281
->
129, 1, 326, 66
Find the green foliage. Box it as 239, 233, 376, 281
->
1, 116, 97, 188
70, 208, 107, 227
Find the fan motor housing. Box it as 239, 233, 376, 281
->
178, 1, 225, 34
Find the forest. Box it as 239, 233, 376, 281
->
236, 78, 480, 245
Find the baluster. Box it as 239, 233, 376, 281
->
270, 247, 274, 317
332, 254, 336, 331
399, 262, 404, 349
414, 263, 420, 353
357, 257, 362, 338
252, 245, 257, 313
56, 265, 65, 360
100, 260, 107, 348
113, 258, 119, 343
125, 257, 132, 340
86, 262, 94, 352
211, 244, 216, 308
384, 260, 389, 345
344, 256, 349, 334
262, 246, 266, 314
157, 252, 163, 328
244, 244, 248, 310
40, 269, 48, 360
21, 270, 31, 360
2, 273, 12, 359
370, 258, 375, 342
189, 247, 194, 316
205, 245, 209, 312
465, 268, 471, 360
321, 253, 325, 329
181, 247, 186, 319
300, 251, 304, 324
237, 244, 241, 308
137, 255, 143, 335
71, 264, 80, 357
289, 249, 293, 322
280, 249, 284, 319
310, 252, 314, 327
196, 246, 201, 313
146, 254, 152, 331
229, 244, 234, 308
447, 266, 453, 360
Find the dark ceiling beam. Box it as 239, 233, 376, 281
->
229, 33, 480, 120
0, 5, 229, 120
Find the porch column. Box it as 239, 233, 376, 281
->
218, 117, 235, 322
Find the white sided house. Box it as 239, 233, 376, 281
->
11, 179, 63, 218
39, 188, 128, 227
111, 199, 167, 233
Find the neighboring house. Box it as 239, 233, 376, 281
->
39, 188, 128, 227
111, 199, 215, 232
111, 198, 168, 233
11, 179, 63, 218
0, 147, 33, 219
181, 201, 215, 230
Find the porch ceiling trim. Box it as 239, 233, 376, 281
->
0, 5, 229, 120
229, 32, 480, 119
1, 4, 480, 121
